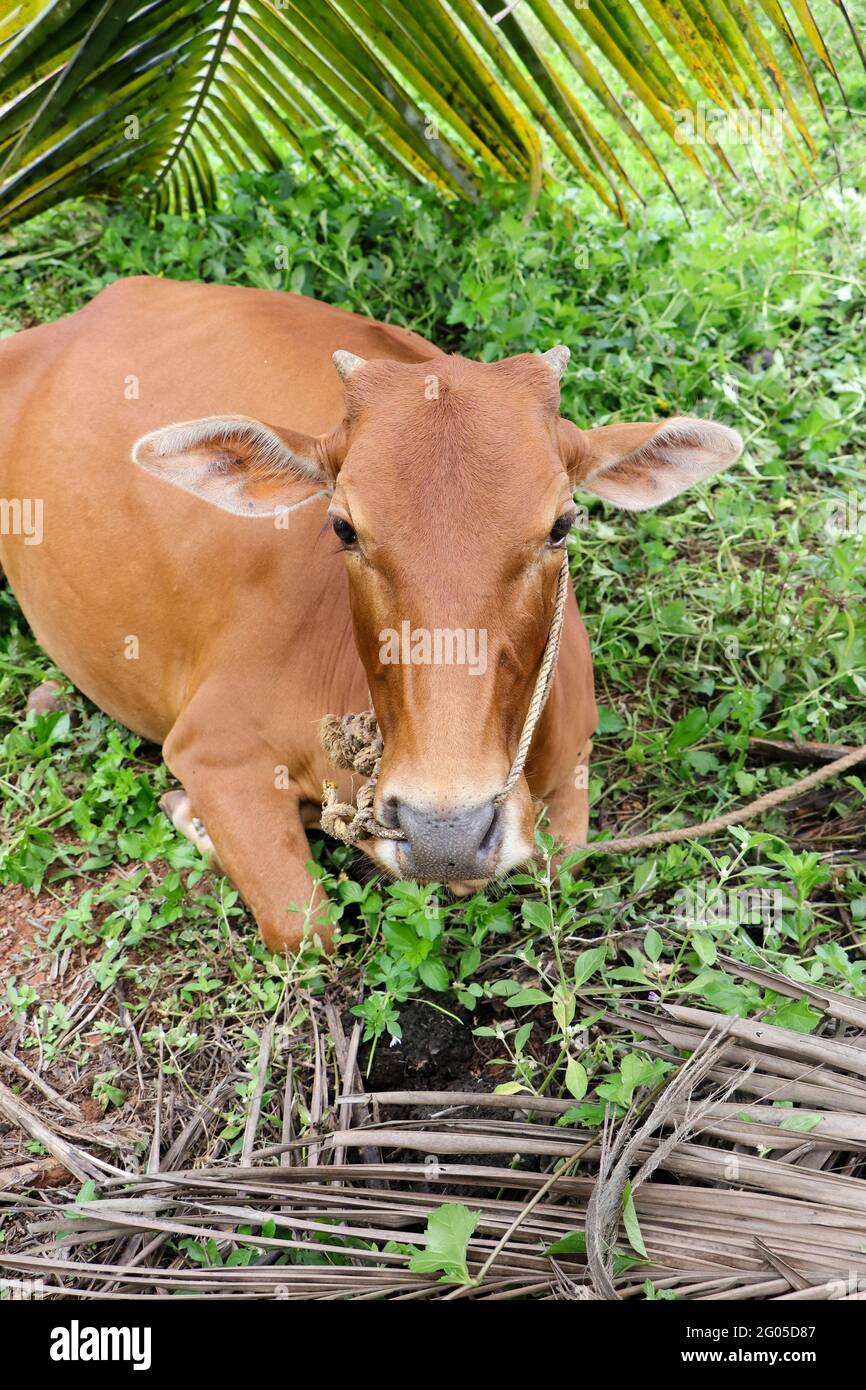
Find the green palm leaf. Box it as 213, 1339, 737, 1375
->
0, 0, 860, 228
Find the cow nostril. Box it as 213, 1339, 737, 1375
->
393, 798, 502, 877
378, 797, 400, 832
478, 801, 500, 854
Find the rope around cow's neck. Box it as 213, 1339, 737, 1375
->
320, 555, 866, 854
320, 553, 571, 845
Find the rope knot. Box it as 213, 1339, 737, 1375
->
320, 710, 382, 777
319, 713, 402, 845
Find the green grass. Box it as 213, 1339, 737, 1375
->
1, 53, 866, 1176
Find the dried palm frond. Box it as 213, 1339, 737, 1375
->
2, 1000, 866, 1300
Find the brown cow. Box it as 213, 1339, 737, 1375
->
0, 277, 741, 951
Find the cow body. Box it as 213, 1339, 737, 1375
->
1, 277, 739, 951
0, 278, 598, 947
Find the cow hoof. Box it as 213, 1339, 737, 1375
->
160, 790, 223, 871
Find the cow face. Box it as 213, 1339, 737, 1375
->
133, 348, 741, 891
324, 351, 741, 888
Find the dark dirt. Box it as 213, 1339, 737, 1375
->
348, 992, 544, 1197
354, 992, 482, 1092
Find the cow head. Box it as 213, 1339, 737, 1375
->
133, 348, 741, 890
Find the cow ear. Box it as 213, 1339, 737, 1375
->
559, 416, 742, 511
132, 415, 333, 518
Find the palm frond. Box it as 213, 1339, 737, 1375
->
0, 1, 861, 227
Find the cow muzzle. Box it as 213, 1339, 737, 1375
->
387, 797, 505, 883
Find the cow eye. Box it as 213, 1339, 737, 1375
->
331, 516, 357, 547
548, 512, 575, 547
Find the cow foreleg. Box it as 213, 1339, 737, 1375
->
161, 725, 333, 954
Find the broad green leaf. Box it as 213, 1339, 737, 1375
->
644, 928, 663, 963
667, 708, 708, 752
408, 1203, 480, 1285
565, 1056, 588, 1101
778, 1112, 822, 1133
507, 988, 551, 1007
574, 945, 607, 985
418, 958, 449, 992
632, 858, 657, 894
692, 933, 716, 967
767, 998, 821, 1033
622, 1181, 647, 1259
545, 1229, 643, 1275
546, 1230, 586, 1255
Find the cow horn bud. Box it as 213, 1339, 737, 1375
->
540, 345, 570, 380
333, 350, 367, 381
